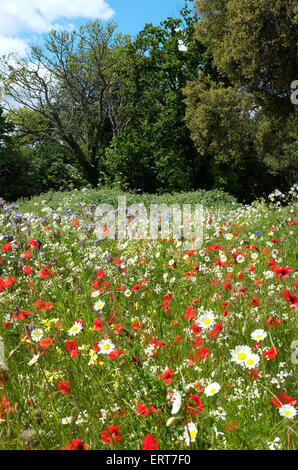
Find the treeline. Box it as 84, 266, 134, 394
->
0, 0, 297, 203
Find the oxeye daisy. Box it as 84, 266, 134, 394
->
243, 353, 260, 369
183, 422, 197, 446
230, 345, 253, 365
220, 254, 227, 263
91, 290, 101, 298
225, 233, 233, 240
94, 299, 105, 311
168, 259, 175, 267
279, 405, 296, 419
31, 328, 44, 342
68, 321, 83, 336
28, 353, 40, 366
204, 382, 221, 397
171, 391, 182, 415
251, 329, 267, 341
61, 417, 72, 425
236, 254, 244, 263
124, 289, 131, 297
197, 312, 215, 330
98, 339, 115, 355
251, 252, 258, 260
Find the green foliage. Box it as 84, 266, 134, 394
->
15, 187, 239, 214
104, 2, 212, 193
195, 0, 298, 117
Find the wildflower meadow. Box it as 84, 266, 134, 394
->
0, 186, 297, 451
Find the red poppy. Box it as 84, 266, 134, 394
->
142, 434, 158, 450
23, 265, 32, 275
39, 337, 53, 349
28, 239, 39, 248
37, 266, 54, 279
281, 290, 298, 310
93, 318, 103, 331
185, 305, 197, 321
270, 393, 297, 408
251, 297, 260, 307
186, 394, 204, 415
65, 338, 79, 359
97, 269, 106, 279
158, 368, 173, 386
61, 439, 89, 450
263, 346, 277, 360
101, 425, 121, 444
108, 349, 124, 360
58, 381, 71, 395
1, 242, 12, 252
275, 266, 293, 279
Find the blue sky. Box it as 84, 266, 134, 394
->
0, 0, 190, 57
99, 0, 187, 36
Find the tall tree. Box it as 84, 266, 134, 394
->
105, 1, 215, 192
0, 21, 131, 187
195, 0, 298, 117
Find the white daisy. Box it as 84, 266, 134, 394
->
279, 405, 296, 419
183, 422, 197, 446
31, 328, 44, 342
171, 391, 182, 415
197, 312, 216, 330
204, 382, 221, 397
236, 254, 245, 263
124, 289, 131, 297
61, 417, 72, 425
28, 353, 40, 366
94, 299, 105, 311
251, 329, 267, 341
98, 339, 115, 355
230, 345, 253, 365
68, 321, 83, 336
91, 290, 101, 298
243, 353, 260, 369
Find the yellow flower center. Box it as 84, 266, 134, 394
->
204, 318, 211, 325
237, 352, 247, 361
73, 326, 78, 332
257, 335, 262, 339
35, 332, 40, 337
284, 411, 291, 416
103, 344, 110, 350
247, 359, 254, 366
210, 388, 216, 394
190, 430, 196, 440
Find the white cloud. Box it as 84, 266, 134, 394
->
0, 0, 115, 56
0, 35, 29, 57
